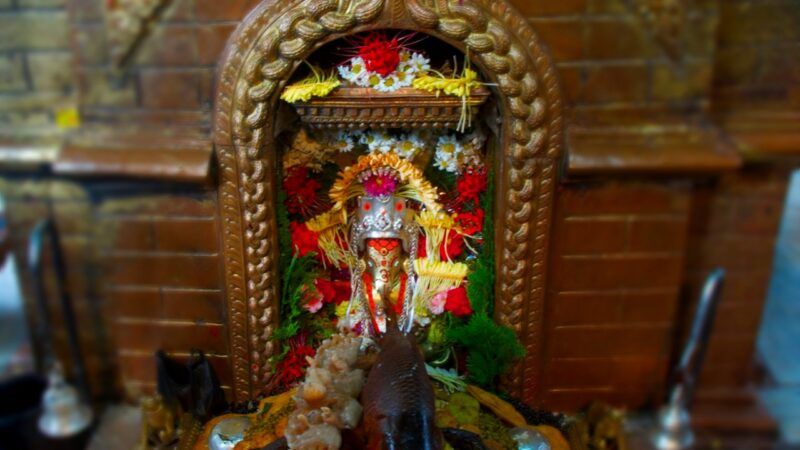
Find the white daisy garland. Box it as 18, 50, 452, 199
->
339, 51, 430, 93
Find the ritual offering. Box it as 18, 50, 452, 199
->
194, 29, 571, 450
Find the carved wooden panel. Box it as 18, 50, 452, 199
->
213, 0, 564, 402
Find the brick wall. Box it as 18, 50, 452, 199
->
0, 0, 74, 130
713, 0, 800, 108
0, 178, 112, 397
513, 0, 719, 124
68, 0, 259, 129
0, 178, 228, 400
540, 181, 691, 411
685, 168, 791, 393
95, 189, 230, 400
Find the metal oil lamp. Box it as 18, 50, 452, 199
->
37, 363, 93, 439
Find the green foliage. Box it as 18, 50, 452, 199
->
426, 365, 467, 394
446, 313, 525, 387
465, 163, 495, 315
424, 164, 457, 192
480, 164, 495, 268
466, 259, 494, 316
276, 189, 293, 266
272, 253, 318, 341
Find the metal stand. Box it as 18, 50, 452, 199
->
28, 219, 94, 437
651, 268, 725, 450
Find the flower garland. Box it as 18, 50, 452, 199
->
434, 130, 485, 174
338, 34, 431, 93
280, 65, 340, 103
272, 111, 525, 390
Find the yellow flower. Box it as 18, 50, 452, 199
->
412, 69, 481, 97
281, 79, 340, 103
414, 258, 468, 281
417, 210, 455, 230
280, 65, 340, 103
336, 301, 349, 318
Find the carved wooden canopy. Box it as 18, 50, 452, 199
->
213, 0, 564, 403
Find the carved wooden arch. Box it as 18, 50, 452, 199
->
213, 0, 564, 403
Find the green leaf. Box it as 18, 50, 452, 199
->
447, 313, 525, 387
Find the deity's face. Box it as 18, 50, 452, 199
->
364, 238, 404, 304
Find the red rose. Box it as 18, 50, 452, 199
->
418, 233, 465, 260
283, 167, 321, 217
314, 278, 351, 305
358, 34, 401, 77
445, 286, 472, 317
439, 232, 465, 261
455, 208, 484, 236
456, 166, 488, 205
290, 222, 320, 257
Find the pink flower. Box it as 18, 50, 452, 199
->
430, 290, 447, 315
363, 173, 398, 197
304, 293, 324, 313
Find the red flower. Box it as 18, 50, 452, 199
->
283, 167, 321, 217
456, 166, 488, 205
418, 233, 465, 260
455, 208, 484, 236
445, 286, 472, 317
273, 334, 316, 389
440, 232, 464, 261
358, 34, 401, 77
290, 222, 320, 257
314, 278, 351, 306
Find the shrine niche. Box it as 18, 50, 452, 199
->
213, 0, 564, 409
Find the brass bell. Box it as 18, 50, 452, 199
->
37, 363, 93, 438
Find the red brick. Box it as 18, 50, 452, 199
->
558, 66, 583, 103
100, 195, 217, 218
609, 357, 668, 389
512, 0, 586, 16
108, 219, 154, 251
550, 325, 672, 358
553, 254, 683, 291
544, 358, 614, 388
730, 196, 785, 236
582, 64, 649, 103
556, 217, 627, 255
112, 289, 161, 319
530, 19, 583, 61
713, 303, 766, 335
585, 18, 657, 60
628, 217, 688, 252
620, 290, 679, 323
196, 23, 236, 65
559, 183, 689, 216
134, 25, 198, 66
117, 352, 231, 387
110, 254, 221, 289
140, 69, 202, 109
115, 321, 227, 353
543, 388, 655, 412
550, 291, 621, 326
152, 219, 218, 253
162, 289, 224, 323
194, 0, 259, 21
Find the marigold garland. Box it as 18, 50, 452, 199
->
280, 66, 341, 103
328, 152, 442, 213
